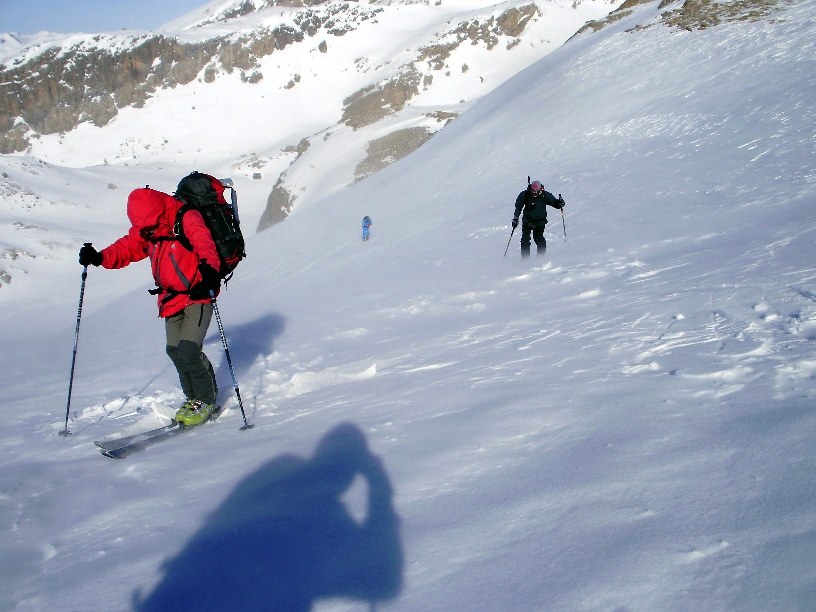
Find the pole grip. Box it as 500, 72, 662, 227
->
81, 242, 93, 279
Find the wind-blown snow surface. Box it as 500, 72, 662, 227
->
2, 1, 815, 610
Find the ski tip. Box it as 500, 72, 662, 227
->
101, 449, 127, 459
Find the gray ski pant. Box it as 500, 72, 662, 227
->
165, 303, 217, 405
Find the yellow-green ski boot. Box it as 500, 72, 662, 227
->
176, 400, 215, 426
173, 399, 197, 424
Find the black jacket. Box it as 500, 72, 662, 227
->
514, 188, 562, 226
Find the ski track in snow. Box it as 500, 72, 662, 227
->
44, 217, 815, 609
14, 180, 816, 610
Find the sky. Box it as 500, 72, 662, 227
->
0, 0, 206, 33
1, 0, 815, 610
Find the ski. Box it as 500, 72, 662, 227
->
94, 422, 179, 451
100, 425, 187, 458
97, 405, 224, 459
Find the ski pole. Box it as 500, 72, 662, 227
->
60, 243, 92, 437
503, 226, 516, 258
210, 291, 253, 431
504, 175, 529, 259
559, 194, 567, 244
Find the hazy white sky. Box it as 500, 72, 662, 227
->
0, 0, 206, 33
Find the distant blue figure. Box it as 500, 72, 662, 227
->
362, 215, 373, 241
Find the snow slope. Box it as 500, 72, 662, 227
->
1, 0, 815, 610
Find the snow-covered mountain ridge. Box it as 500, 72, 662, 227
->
0, 1, 618, 226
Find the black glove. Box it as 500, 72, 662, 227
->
78, 244, 102, 266
189, 263, 220, 299
558, 196, 566, 209
511, 218, 519, 229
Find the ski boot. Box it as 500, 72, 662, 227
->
175, 399, 216, 427
173, 399, 196, 423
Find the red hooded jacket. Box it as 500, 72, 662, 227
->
100, 188, 220, 318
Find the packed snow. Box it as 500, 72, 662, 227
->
1, 0, 815, 610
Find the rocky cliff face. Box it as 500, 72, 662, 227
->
0, 4, 381, 153
575, 0, 786, 36
1, 3, 540, 151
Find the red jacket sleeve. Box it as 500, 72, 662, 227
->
182, 209, 220, 271
99, 226, 150, 269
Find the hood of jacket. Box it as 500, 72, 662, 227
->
126, 188, 177, 231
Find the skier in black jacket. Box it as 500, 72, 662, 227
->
512, 179, 564, 258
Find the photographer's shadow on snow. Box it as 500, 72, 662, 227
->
209, 312, 285, 384
136, 422, 403, 611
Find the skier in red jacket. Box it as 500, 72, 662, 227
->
79, 187, 221, 426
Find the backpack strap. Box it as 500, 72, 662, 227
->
524, 189, 534, 210
143, 213, 195, 299
172, 204, 194, 252
171, 203, 237, 287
